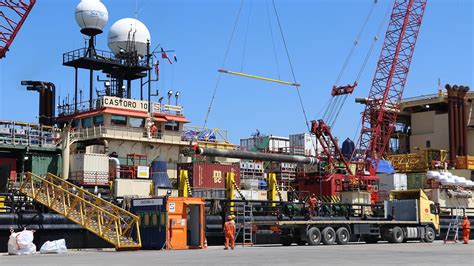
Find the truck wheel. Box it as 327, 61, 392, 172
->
321, 227, 336, 245
424, 227, 435, 243
307, 227, 322, 246
335, 227, 350, 245
388, 227, 404, 243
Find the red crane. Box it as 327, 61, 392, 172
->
309, 0, 427, 196
0, 0, 36, 58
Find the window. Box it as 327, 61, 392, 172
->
130, 117, 145, 128
429, 203, 438, 215
93, 115, 104, 126
165, 122, 179, 131
71, 119, 80, 128
82, 117, 92, 128
426, 140, 431, 148
111, 115, 127, 126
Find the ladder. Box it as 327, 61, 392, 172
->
19, 172, 141, 250
444, 208, 463, 243
242, 204, 254, 247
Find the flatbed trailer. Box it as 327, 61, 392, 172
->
253, 190, 440, 246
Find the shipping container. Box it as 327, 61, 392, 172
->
289, 133, 320, 156
70, 153, 109, 185
29, 153, 61, 176
378, 173, 408, 201
407, 172, 427, 190
0, 158, 17, 180
240, 135, 289, 153
177, 162, 240, 189
114, 179, 153, 198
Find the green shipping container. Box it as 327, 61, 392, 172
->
406, 172, 427, 190
30, 153, 62, 176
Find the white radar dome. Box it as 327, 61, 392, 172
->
108, 18, 151, 57
75, 0, 108, 36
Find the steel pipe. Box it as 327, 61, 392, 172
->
195, 147, 317, 165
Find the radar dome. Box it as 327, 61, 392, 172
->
75, 0, 108, 36
108, 18, 151, 57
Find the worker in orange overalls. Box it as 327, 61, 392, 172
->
461, 216, 470, 244
224, 215, 236, 250
308, 194, 317, 217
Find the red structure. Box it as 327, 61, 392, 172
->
308, 0, 428, 198
0, 0, 36, 58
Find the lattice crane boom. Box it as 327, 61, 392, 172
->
358, 0, 427, 175
0, 0, 36, 58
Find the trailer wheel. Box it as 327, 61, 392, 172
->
335, 227, 350, 245
307, 227, 322, 246
388, 226, 404, 243
424, 227, 435, 243
321, 227, 336, 245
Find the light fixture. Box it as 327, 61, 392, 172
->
23, 156, 29, 161
167, 90, 173, 105
104, 81, 110, 87
425, 104, 430, 109
175, 91, 180, 105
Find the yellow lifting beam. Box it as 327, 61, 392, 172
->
218, 69, 301, 87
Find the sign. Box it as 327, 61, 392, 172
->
97, 96, 149, 112
164, 104, 183, 113
169, 202, 176, 213
137, 166, 150, 179
133, 198, 163, 207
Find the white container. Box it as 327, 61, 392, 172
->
114, 179, 152, 198
289, 133, 320, 156
378, 173, 408, 201
241, 179, 259, 190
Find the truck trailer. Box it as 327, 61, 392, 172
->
253, 190, 440, 246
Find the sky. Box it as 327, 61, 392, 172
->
0, 0, 472, 144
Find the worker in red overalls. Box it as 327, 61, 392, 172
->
462, 216, 470, 244
308, 194, 317, 217
224, 215, 236, 250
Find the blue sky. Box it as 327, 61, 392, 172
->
0, 0, 472, 144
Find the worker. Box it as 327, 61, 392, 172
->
224, 215, 236, 250
461, 216, 470, 244
150, 123, 157, 138
308, 194, 317, 217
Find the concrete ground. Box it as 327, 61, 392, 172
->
0, 241, 473, 266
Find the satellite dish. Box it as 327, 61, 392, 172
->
75, 0, 109, 36
108, 18, 151, 57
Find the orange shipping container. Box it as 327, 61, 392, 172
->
177, 162, 240, 189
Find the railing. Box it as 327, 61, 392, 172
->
19, 172, 141, 250
0, 120, 60, 148
63, 47, 149, 68
70, 125, 185, 145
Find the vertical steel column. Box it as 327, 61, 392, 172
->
74, 67, 78, 112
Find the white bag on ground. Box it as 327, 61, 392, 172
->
8, 229, 37, 255
40, 239, 67, 254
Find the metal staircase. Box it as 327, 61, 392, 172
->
19, 172, 141, 250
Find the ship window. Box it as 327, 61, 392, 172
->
130, 117, 145, 128
93, 115, 104, 125
165, 121, 179, 131
82, 117, 92, 128
71, 119, 80, 128
111, 115, 127, 126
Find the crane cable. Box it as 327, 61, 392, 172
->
272, 0, 311, 131
329, 4, 392, 128
266, 0, 281, 79
240, 0, 253, 72
203, 0, 245, 128
321, 0, 378, 127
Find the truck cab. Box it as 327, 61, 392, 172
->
389, 189, 440, 235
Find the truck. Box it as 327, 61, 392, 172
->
253, 190, 440, 246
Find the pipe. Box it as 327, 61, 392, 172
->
460, 86, 470, 156
447, 85, 455, 161
61, 127, 71, 180
194, 147, 317, 165
109, 157, 121, 179
452, 86, 459, 156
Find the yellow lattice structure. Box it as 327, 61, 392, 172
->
19, 172, 141, 251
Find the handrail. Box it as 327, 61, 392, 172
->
19, 172, 141, 250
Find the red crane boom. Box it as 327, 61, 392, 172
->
358, 0, 427, 176
0, 0, 36, 58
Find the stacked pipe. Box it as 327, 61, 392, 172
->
446, 84, 470, 161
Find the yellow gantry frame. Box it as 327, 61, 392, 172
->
178, 170, 189, 197
226, 172, 235, 214
218, 69, 301, 87
267, 173, 277, 207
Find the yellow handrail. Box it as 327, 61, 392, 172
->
19, 172, 141, 250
